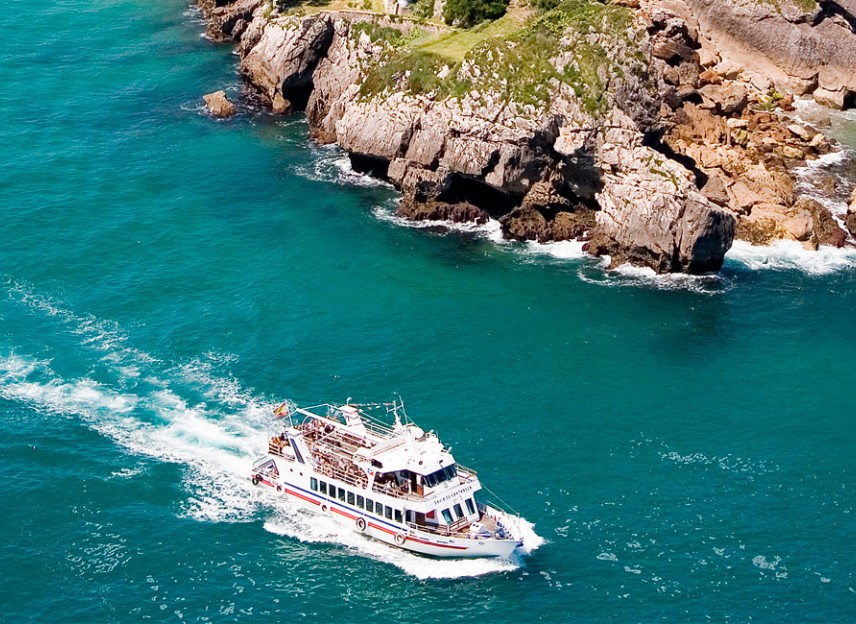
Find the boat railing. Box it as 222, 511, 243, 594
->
406, 517, 512, 541
299, 403, 405, 441
268, 439, 295, 461
406, 521, 470, 539
371, 481, 421, 501
315, 457, 368, 490
456, 464, 478, 482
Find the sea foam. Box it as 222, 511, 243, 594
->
1, 284, 543, 577
725, 239, 856, 274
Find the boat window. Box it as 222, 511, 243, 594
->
465, 498, 475, 515
357, 495, 364, 509
338, 488, 346, 502
329, 485, 336, 499
384, 506, 393, 520
441, 508, 453, 524
422, 464, 459, 488
320, 481, 327, 495
394, 510, 403, 523
453, 503, 463, 519
310, 478, 318, 491
347, 491, 355, 505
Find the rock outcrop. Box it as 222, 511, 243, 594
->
641, 0, 856, 109
588, 119, 735, 272
203, 90, 237, 117
646, 2, 852, 251
200, 0, 855, 273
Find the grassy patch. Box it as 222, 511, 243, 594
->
413, 7, 531, 61
359, 0, 638, 114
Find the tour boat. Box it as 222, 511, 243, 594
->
251, 400, 524, 558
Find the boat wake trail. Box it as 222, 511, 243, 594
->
0, 281, 541, 577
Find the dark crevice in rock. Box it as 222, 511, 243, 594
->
280, 24, 334, 111
643, 130, 708, 189
436, 174, 517, 219
820, 0, 856, 31
552, 153, 603, 204
349, 154, 390, 180
281, 81, 314, 111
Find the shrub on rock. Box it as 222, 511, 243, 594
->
443, 0, 508, 28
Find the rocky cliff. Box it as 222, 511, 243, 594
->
199, 0, 856, 273
655, 0, 856, 109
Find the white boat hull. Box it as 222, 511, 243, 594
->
253, 473, 522, 559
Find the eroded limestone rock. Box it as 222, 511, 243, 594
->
202, 90, 236, 117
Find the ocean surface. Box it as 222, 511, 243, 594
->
2, 1, 856, 622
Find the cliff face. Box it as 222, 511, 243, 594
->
643, 0, 853, 250
202, 0, 855, 273
664, 0, 856, 109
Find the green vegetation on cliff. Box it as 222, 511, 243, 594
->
443, 0, 509, 28
358, 0, 638, 114
757, 0, 818, 13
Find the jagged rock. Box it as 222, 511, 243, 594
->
699, 69, 722, 85
500, 206, 595, 242
653, 39, 697, 64
701, 171, 730, 206
846, 189, 856, 236
553, 210, 596, 241
396, 197, 488, 224
240, 15, 334, 107
847, 211, 856, 238
202, 90, 236, 117
590, 138, 735, 273
307, 18, 372, 143
521, 181, 572, 211
271, 92, 291, 114
787, 123, 815, 142
655, 0, 856, 108
224, 5, 856, 273
810, 132, 832, 154
735, 202, 815, 248
200, 0, 264, 42
501, 206, 549, 241
727, 180, 762, 214
699, 83, 747, 116
798, 198, 849, 248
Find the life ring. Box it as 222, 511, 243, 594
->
356, 517, 367, 532
321, 504, 329, 514
394, 533, 406, 546
276, 485, 282, 493
251, 476, 259, 486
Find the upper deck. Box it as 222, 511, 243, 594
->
269, 402, 481, 502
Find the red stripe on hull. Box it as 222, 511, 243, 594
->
260, 480, 473, 552
286, 489, 321, 506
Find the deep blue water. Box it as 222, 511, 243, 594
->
2, 1, 856, 622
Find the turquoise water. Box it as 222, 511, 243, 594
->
2, 1, 856, 621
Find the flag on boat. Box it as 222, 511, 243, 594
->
273, 402, 289, 417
